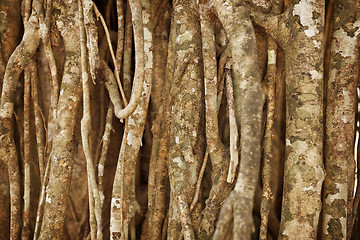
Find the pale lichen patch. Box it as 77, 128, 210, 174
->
110, 217, 121, 233
325, 183, 347, 204
343, 89, 352, 109
313, 40, 321, 48
172, 202, 180, 218
307, 147, 325, 182
191, 71, 197, 79
111, 198, 121, 208
303, 185, 315, 191
39, 23, 46, 37
336, 142, 346, 151
341, 116, 348, 124
126, 130, 141, 148
0, 102, 14, 118
56, 20, 64, 30
173, 157, 187, 170
293, 140, 308, 157
293, 0, 320, 37
252, 0, 270, 9
268, 49, 276, 65
333, 28, 358, 58
189, 160, 198, 185
282, 219, 312, 239
354, 19, 360, 36
239, 79, 248, 90
46, 194, 52, 204
309, 70, 322, 80
176, 30, 192, 44
98, 163, 104, 177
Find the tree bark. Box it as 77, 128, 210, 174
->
38, 1, 82, 238
323, 0, 360, 239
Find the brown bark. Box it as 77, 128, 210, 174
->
1, 1, 360, 239
0, 2, 41, 238
167, 0, 205, 239
38, 1, 82, 238
212, 1, 263, 239
323, 1, 360, 239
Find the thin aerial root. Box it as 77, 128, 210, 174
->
98, 103, 114, 204
259, 39, 277, 240
0, 4, 41, 239
190, 151, 209, 212
216, 47, 231, 110
33, 159, 51, 240
0, 41, 5, 91
79, 1, 103, 238
22, 61, 32, 240
40, 0, 58, 156
93, 4, 128, 107
116, 0, 125, 76
88, 184, 97, 240
122, 1, 133, 99
110, 122, 130, 239
112, 0, 145, 119
225, 69, 239, 183
30, 62, 45, 180
100, 60, 123, 115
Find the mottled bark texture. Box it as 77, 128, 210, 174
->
247, 0, 326, 238
280, 1, 325, 239
143, 1, 171, 239
259, 1, 283, 238
38, 1, 82, 238
259, 38, 277, 240
212, 1, 262, 239
198, 2, 232, 238
79, 0, 103, 238
0, 1, 41, 238
110, 0, 150, 239
3, 0, 360, 239
251, 0, 327, 238
0, 0, 22, 238
323, 1, 360, 239
114, 0, 145, 120
167, 0, 204, 239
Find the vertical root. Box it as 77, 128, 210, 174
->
225, 69, 239, 183
79, 1, 103, 238
259, 39, 277, 240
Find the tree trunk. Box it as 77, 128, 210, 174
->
0, 0, 360, 239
